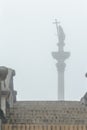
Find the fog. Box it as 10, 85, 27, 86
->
0, 0, 87, 101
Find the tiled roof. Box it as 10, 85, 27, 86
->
6, 101, 87, 125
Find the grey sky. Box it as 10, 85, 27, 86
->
0, 0, 87, 101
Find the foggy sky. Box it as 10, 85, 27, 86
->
0, 0, 87, 101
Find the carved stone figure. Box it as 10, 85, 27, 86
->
80, 92, 87, 105
58, 25, 65, 42
0, 67, 8, 81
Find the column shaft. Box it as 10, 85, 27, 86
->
58, 71, 64, 100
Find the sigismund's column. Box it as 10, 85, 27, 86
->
52, 20, 70, 100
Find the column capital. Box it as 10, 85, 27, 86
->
56, 62, 66, 72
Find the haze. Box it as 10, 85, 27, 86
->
0, 0, 87, 101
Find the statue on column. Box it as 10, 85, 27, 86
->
58, 25, 65, 42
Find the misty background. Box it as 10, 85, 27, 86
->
0, 0, 87, 101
